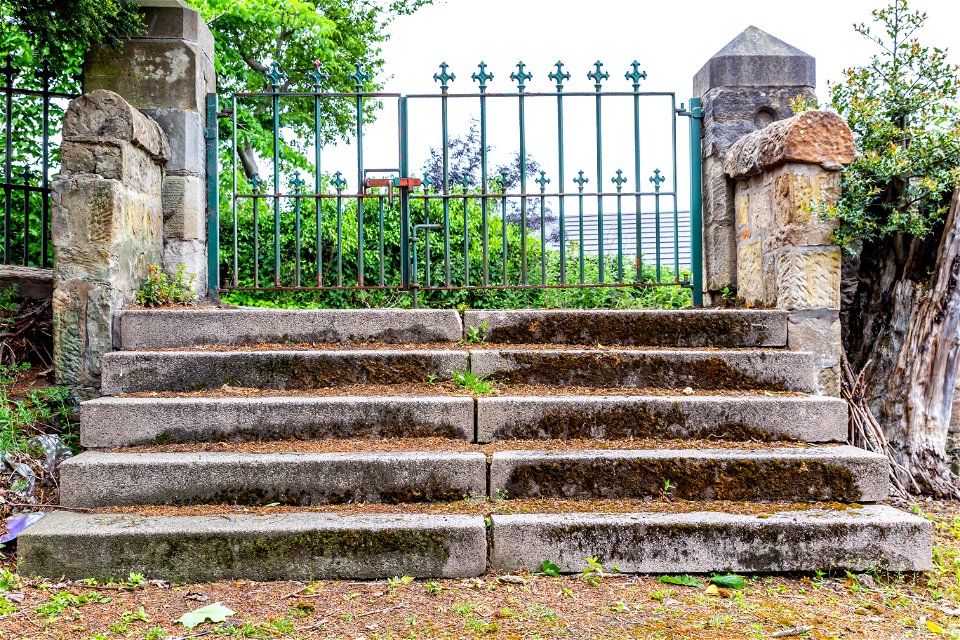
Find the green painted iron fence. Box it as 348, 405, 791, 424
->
1, 56, 79, 269
206, 60, 703, 306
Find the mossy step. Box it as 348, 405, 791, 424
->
490, 505, 931, 574
17, 511, 487, 582
80, 396, 475, 448
99, 350, 468, 395
118, 308, 463, 348
471, 349, 816, 392
59, 451, 487, 509
489, 445, 887, 502
466, 309, 788, 347
476, 395, 846, 443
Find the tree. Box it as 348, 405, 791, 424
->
186, 0, 431, 179
829, 0, 960, 495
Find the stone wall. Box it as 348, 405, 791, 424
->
694, 26, 816, 304
724, 110, 855, 396
51, 90, 169, 392
84, 0, 214, 297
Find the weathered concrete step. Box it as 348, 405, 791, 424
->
18, 511, 486, 581
118, 308, 463, 349
59, 451, 487, 508
466, 309, 788, 347
81, 396, 474, 448
477, 395, 846, 443
100, 350, 467, 395
471, 349, 816, 392
489, 445, 886, 502
490, 505, 931, 573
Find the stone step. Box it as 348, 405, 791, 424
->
81, 396, 475, 448
117, 308, 463, 349
18, 511, 487, 581
100, 350, 468, 395
59, 451, 487, 508
476, 395, 846, 443
490, 505, 931, 573
489, 445, 886, 502
465, 309, 788, 347
470, 349, 816, 392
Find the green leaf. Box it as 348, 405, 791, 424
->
541, 560, 560, 577
176, 602, 236, 629
658, 575, 704, 588
710, 574, 746, 590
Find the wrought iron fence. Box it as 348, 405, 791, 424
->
207, 59, 703, 306
0, 55, 80, 268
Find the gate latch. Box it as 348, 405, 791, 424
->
362, 176, 422, 204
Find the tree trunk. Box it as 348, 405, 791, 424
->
858, 190, 960, 496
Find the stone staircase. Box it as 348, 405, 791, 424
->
18, 308, 932, 582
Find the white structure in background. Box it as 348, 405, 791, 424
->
561, 210, 692, 270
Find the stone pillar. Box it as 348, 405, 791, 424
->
83, 0, 215, 297
694, 26, 816, 304
52, 90, 169, 392
725, 110, 854, 396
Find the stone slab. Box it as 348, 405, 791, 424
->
118, 308, 464, 348
491, 505, 931, 573
81, 396, 475, 447
469, 349, 817, 393
18, 511, 487, 581
489, 445, 887, 502
99, 349, 468, 394
0, 265, 52, 300
476, 395, 846, 443
59, 451, 488, 508
464, 309, 788, 347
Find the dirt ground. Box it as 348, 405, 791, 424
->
0, 501, 956, 639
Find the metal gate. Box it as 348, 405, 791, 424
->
205, 60, 703, 306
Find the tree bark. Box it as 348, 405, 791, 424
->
868, 190, 960, 496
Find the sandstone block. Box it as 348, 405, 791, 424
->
162, 175, 205, 240
775, 248, 841, 310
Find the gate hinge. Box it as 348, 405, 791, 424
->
363, 176, 423, 204
676, 103, 704, 119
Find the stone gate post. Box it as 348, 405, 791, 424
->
694, 26, 816, 304
83, 0, 215, 297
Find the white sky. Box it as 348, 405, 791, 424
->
321, 0, 960, 209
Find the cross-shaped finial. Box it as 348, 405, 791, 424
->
349, 63, 372, 91
471, 61, 493, 90
649, 169, 665, 191
433, 62, 456, 90
625, 60, 647, 88
587, 61, 609, 91
548, 61, 570, 92
1, 55, 18, 84
249, 174, 263, 193
535, 170, 550, 191
611, 169, 628, 192
460, 174, 471, 191
573, 170, 589, 192
510, 62, 532, 92
331, 171, 347, 192
291, 171, 305, 193
495, 169, 510, 192
307, 60, 329, 91
34, 60, 55, 89
422, 173, 434, 193
264, 61, 288, 90
21, 166, 31, 186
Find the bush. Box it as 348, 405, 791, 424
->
136, 265, 197, 308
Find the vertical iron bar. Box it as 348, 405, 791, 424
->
378, 195, 385, 286
399, 97, 410, 288
435, 65, 453, 286
292, 174, 303, 287
671, 95, 680, 282
2, 56, 15, 265
517, 81, 528, 285
472, 63, 492, 286
205, 93, 219, 293
632, 86, 642, 283
314, 81, 324, 286
336, 187, 344, 287
39, 62, 50, 268
574, 171, 588, 284
501, 182, 508, 285
536, 171, 549, 284
355, 87, 365, 286
231, 96, 238, 286
462, 179, 469, 287
549, 63, 570, 285
271, 83, 281, 286
688, 97, 704, 307
21, 168, 28, 266
252, 191, 260, 288
617, 188, 624, 282
588, 62, 608, 284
